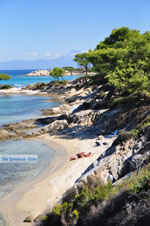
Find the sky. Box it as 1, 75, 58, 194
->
0, 0, 150, 62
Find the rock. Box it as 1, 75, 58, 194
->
96, 141, 101, 146
37, 115, 65, 125
42, 105, 71, 116
25, 70, 50, 77
103, 142, 108, 145
130, 154, 144, 170
138, 141, 150, 154
68, 110, 103, 126
95, 141, 108, 146
41, 120, 68, 134
33, 215, 42, 222
3, 120, 37, 131
93, 160, 99, 168
23, 215, 34, 222
97, 135, 104, 140
129, 152, 150, 170
0, 129, 10, 140
112, 131, 133, 146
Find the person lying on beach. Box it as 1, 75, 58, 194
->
69, 152, 93, 161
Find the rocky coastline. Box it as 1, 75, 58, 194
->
23, 69, 84, 77
1, 77, 150, 225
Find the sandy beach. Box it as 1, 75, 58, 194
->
0, 87, 44, 96
0, 133, 114, 226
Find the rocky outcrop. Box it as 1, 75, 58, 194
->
41, 104, 72, 116
24, 70, 50, 77
68, 110, 106, 126
40, 119, 68, 134
3, 119, 38, 131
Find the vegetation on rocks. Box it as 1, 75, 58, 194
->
50, 67, 65, 81
112, 131, 133, 146
2, 27, 150, 226
37, 166, 150, 226
33, 28, 150, 225
0, 84, 12, 89
75, 27, 150, 95
0, 73, 11, 80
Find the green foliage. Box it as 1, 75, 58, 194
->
62, 66, 77, 74
74, 52, 91, 78
87, 27, 150, 94
110, 95, 139, 108
52, 204, 62, 216
54, 80, 68, 85
50, 67, 65, 81
42, 215, 49, 221
72, 209, 79, 219
126, 166, 150, 193
0, 73, 11, 80
137, 115, 150, 130
62, 187, 77, 203
96, 91, 107, 99
43, 165, 150, 225
0, 84, 12, 89
32, 82, 46, 90
131, 129, 139, 137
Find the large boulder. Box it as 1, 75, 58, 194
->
41, 120, 68, 134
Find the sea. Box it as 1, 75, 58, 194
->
0, 70, 81, 225
0, 69, 80, 87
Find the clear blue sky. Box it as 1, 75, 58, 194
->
0, 0, 149, 62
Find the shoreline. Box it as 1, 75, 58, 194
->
0, 87, 47, 96
0, 135, 67, 226
0, 134, 115, 226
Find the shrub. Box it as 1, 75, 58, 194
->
0, 84, 12, 89
137, 115, 150, 130
38, 165, 150, 226
41, 215, 49, 221
0, 73, 11, 80
32, 82, 46, 90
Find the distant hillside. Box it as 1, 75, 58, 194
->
0, 54, 78, 70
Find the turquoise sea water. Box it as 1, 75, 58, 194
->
0, 139, 63, 226
0, 94, 60, 126
0, 139, 58, 200
0, 70, 72, 225
0, 70, 81, 87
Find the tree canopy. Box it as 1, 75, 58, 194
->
74, 52, 91, 78
79, 27, 150, 95
0, 73, 11, 80
50, 67, 65, 81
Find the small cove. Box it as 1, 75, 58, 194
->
0, 70, 76, 225
0, 139, 65, 226
0, 94, 60, 126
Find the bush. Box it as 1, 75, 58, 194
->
0, 73, 11, 80
32, 82, 46, 90
0, 84, 12, 89
37, 165, 150, 226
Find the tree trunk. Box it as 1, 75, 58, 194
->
85, 64, 88, 79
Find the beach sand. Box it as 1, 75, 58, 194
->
0, 134, 115, 226
0, 88, 45, 95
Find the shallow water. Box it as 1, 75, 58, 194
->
0, 139, 59, 225
0, 69, 73, 225
0, 94, 60, 126
0, 139, 57, 199
0, 69, 81, 87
